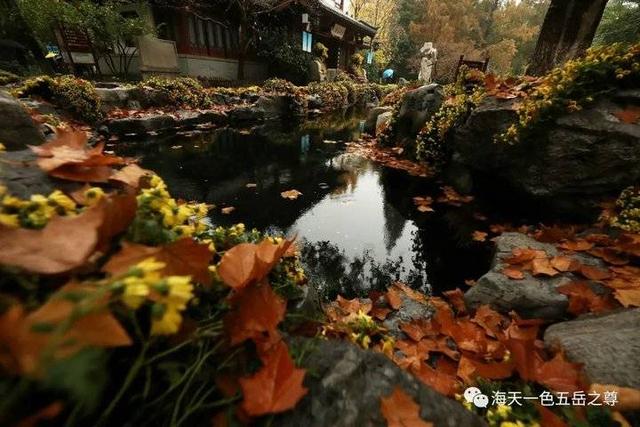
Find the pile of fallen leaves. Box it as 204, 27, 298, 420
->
321, 282, 635, 426
346, 139, 433, 178
0, 129, 309, 426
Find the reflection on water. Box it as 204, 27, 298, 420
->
115, 114, 490, 299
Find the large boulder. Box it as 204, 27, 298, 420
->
0, 90, 44, 150
395, 84, 444, 143
452, 91, 640, 213
544, 308, 640, 389
464, 232, 609, 320
276, 339, 485, 427
364, 106, 393, 135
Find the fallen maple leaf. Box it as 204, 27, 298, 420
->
557, 281, 619, 315
558, 240, 594, 251
535, 351, 584, 393
535, 404, 568, 427
221, 206, 235, 214
225, 282, 286, 345
457, 355, 514, 384
502, 267, 525, 280
614, 105, 640, 124
15, 401, 64, 427
579, 264, 611, 281
380, 387, 432, 427
0, 204, 104, 274
239, 339, 307, 416
532, 258, 559, 277
281, 189, 302, 200
550, 256, 581, 272
103, 238, 213, 284
109, 164, 152, 189
217, 238, 293, 289
613, 288, 640, 308
386, 287, 403, 310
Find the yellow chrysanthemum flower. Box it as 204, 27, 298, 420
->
150, 305, 182, 335
0, 213, 19, 228
166, 276, 193, 309
47, 190, 76, 212
84, 187, 105, 206
121, 276, 150, 309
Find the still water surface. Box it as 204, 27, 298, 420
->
115, 114, 491, 298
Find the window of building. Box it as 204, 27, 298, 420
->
302, 31, 312, 53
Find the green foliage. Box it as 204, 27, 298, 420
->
0, 70, 20, 86
263, 78, 298, 94
141, 77, 212, 109
308, 82, 349, 111
611, 186, 640, 233
416, 83, 485, 165
500, 43, 640, 144
14, 75, 104, 123
595, 0, 640, 45
256, 26, 310, 84
18, 0, 151, 78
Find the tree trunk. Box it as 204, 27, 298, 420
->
237, 21, 247, 81
528, 0, 609, 76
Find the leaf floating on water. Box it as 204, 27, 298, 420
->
281, 189, 302, 200
221, 206, 235, 214
413, 196, 434, 213
246, 183, 257, 188
380, 387, 432, 427
472, 231, 488, 242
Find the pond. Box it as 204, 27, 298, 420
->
114, 113, 493, 299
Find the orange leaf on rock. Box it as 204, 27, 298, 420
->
579, 265, 611, 281
613, 288, 640, 308
0, 204, 103, 274
386, 287, 403, 310
502, 322, 543, 381
550, 256, 581, 272
472, 305, 506, 338
587, 247, 629, 266
457, 355, 514, 384
103, 237, 213, 284
502, 267, 525, 280
557, 281, 619, 315
532, 258, 559, 277
558, 240, 594, 251
380, 387, 432, 427
239, 339, 307, 416
535, 352, 584, 393
504, 248, 546, 265
225, 283, 286, 345
412, 362, 459, 397
110, 164, 152, 188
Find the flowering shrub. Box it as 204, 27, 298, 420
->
499, 43, 640, 144
308, 81, 349, 111
0, 186, 77, 228
141, 76, 213, 109
14, 75, 104, 122
416, 83, 485, 165
611, 186, 640, 232
263, 77, 298, 94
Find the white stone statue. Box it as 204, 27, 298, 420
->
418, 42, 437, 83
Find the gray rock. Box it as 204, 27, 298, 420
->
364, 106, 393, 135
544, 309, 640, 388
0, 90, 44, 150
452, 92, 640, 212
396, 84, 444, 142
383, 293, 434, 338
0, 150, 54, 198
276, 339, 486, 427
105, 114, 178, 135
228, 105, 265, 124
376, 111, 393, 135
464, 232, 608, 320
